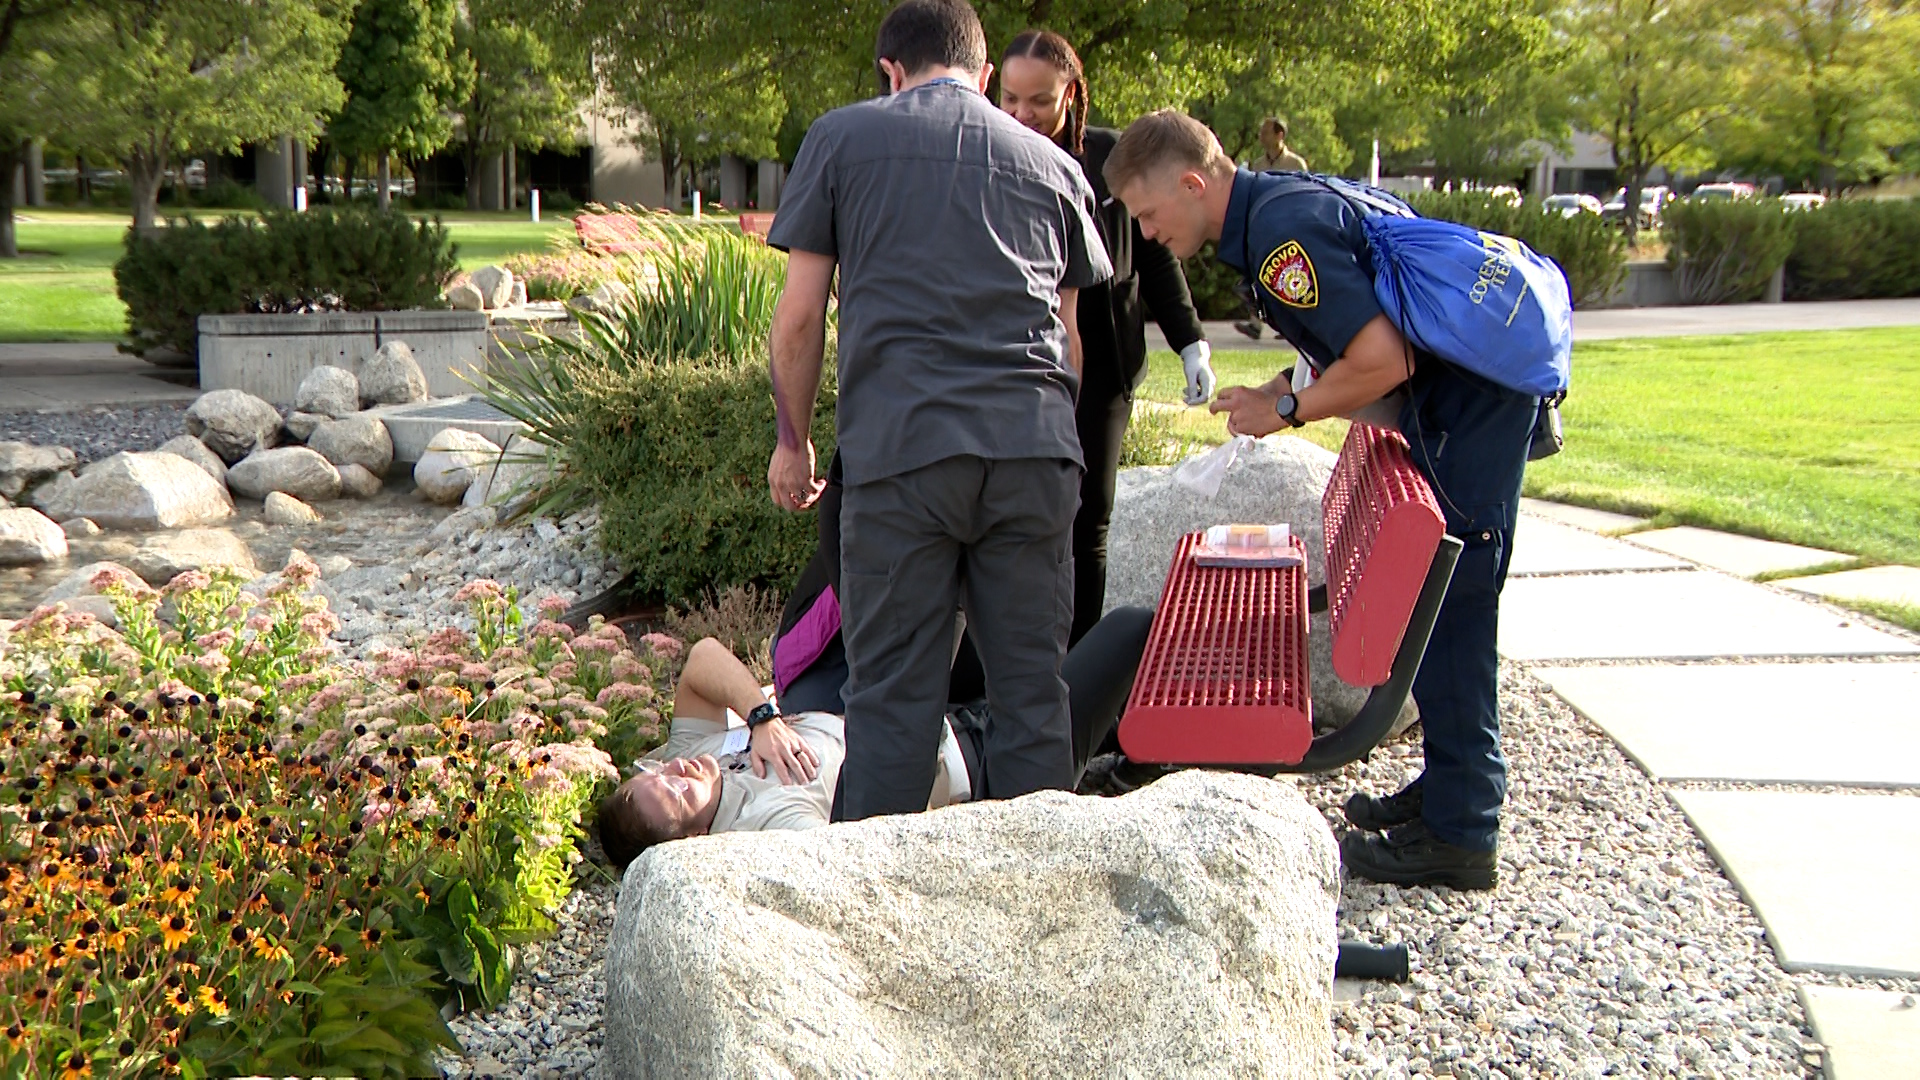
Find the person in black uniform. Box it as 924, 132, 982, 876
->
997, 29, 1214, 647
1102, 110, 1539, 892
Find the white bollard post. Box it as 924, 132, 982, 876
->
530, 189, 540, 223
692, 190, 702, 221
295, 185, 307, 212
1369, 139, 1381, 187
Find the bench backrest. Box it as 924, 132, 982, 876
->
738, 213, 776, 238
1321, 422, 1446, 687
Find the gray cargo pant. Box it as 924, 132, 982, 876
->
838, 454, 1080, 819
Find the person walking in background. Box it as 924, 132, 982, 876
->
763, 0, 1112, 821
996, 28, 1215, 647
1252, 117, 1309, 173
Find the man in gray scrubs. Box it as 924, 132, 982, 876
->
764, 0, 1111, 820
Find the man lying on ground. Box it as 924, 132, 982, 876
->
597, 607, 1153, 869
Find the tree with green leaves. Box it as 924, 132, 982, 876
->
451, 0, 590, 210
1564, 0, 1743, 245
1415, 0, 1572, 185
0, 0, 74, 257
1714, 0, 1920, 190
331, 0, 468, 210
47, 0, 351, 233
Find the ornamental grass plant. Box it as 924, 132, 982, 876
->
485, 218, 838, 606
1, 559, 673, 1078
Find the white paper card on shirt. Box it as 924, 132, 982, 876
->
720, 727, 750, 756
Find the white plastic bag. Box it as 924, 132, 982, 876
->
1173, 435, 1254, 498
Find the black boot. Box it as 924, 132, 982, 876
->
1340, 819, 1498, 891
1343, 776, 1424, 832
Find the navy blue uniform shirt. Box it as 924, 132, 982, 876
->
1217, 168, 1386, 373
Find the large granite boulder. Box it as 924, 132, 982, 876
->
359, 341, 428, 407
263, 491, 323, 526
604, 771, 1339, 1079
284, 411, 327, 443
1107, 435, 1416, 736
337, 464, 383, 499
0, 441, 77, 499
413, 428, 498, 505
293, 365, 360, 420
461, 435, 553, 516
33, 452, 233, 531
446, 281, 484, 312
227, 447, 343, 503
0, 507, 68, 565
307, 415, 394, 476
185, 389, 282, 464
469, 265, 514, 309
125, 528, 257, 586
155, 435, 227, 488
39, 561, 139, 606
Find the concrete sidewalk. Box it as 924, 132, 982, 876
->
1155, 298, 1920, 353
0, 342, 198, 412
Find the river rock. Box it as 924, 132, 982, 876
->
32, 451, 233, 531
125, 528, 257, 585
360, 341, 429, 406
293, 365, 360, 419
60, 518, 101, 538
0, 441, 77, 499
307, 415, 394, 476
446, 281, 484, 312
227, 447, 342, 503
429, 505, 496, 540
469, 265, 514, 310
0, 507, 68, 565
263, 491, 323, 526
1107, 436, 1416, 736
461, 435, 553, 516
39, 561, 139, 605
284, 411, 326, 443
185, 389, 282, 464
413, 428, 498, 505
155, 435, 227, 487
604, 771, 1339, 1079
337, 464, 383, 499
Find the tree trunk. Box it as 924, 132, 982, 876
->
464, 140, 482, 210
1, 138, 21, 258
1621, 159, 1645, 250
376, 150, 392, 211
505, 148, 516, 211
126, 149, 167, 233
341, 154, 355, 203
75, 152, 90, 202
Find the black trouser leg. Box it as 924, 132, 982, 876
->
1070, 378, 1133, 647
1060, 605, 1154, 774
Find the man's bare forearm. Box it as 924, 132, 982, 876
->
770, 300, 826, 450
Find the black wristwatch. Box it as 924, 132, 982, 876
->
1275, 392, 1306, 428
745, 702, 781, 729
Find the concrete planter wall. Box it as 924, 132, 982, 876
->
1597, 260, 1680, 309
197, 311, 490, 405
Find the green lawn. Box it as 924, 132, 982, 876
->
0, 209, 572, 342
1136, 327, 1920, 567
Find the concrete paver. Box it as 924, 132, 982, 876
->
1509, 518, 1687, 576
1628, 526, 1854, 579
1518, 497, 1646, 534
1670, 790, 1920, 977
1784, 566, 1920, 611
1498, 572, 1919, 661
1798, 985, 1920, 1080
1537, 663, 1920, 787
0, 342, 199, 412
1570, 298, 1920, 341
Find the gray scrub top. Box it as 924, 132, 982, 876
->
767, 80, 1112, 486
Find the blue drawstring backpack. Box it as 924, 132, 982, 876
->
1274, 176, 1573, 398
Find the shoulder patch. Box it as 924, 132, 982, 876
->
1258, 241, 1319, 309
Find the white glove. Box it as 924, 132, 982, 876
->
1179, 340, 1216, 406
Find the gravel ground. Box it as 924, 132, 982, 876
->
0, 403, 190, 464
425, 658, 1920, 1079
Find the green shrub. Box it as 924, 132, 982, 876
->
1406, 191, 1629, 308
1661, 199, 1796, 305
1183, 242, 1252, 320
114, 206, 458, 357
1120, 404, 1209, 468
486, 221, 834, 606
1785, 199, 1920, 300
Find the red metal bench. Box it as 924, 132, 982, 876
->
1118, 422, 1461, 771
737, 212, 776, 238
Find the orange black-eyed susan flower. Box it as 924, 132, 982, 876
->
251, 936, 291, 964
160, 915, 191, 950
60, 1051, 91, 1079
196, 985, 228, 1018
166, 986, 194, 1015
5, 1023, 24, 1050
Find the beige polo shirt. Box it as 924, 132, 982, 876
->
645, 710, 971, 834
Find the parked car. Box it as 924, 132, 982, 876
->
1601, 185, 1672, 229
1781, 192, 1828, 211
1688, 182, 1756, 202
1543, 193, 1604, 218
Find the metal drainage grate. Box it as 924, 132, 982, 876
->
388, 398, 516, 423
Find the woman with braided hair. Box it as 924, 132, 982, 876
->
998, 29, 1215, 647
